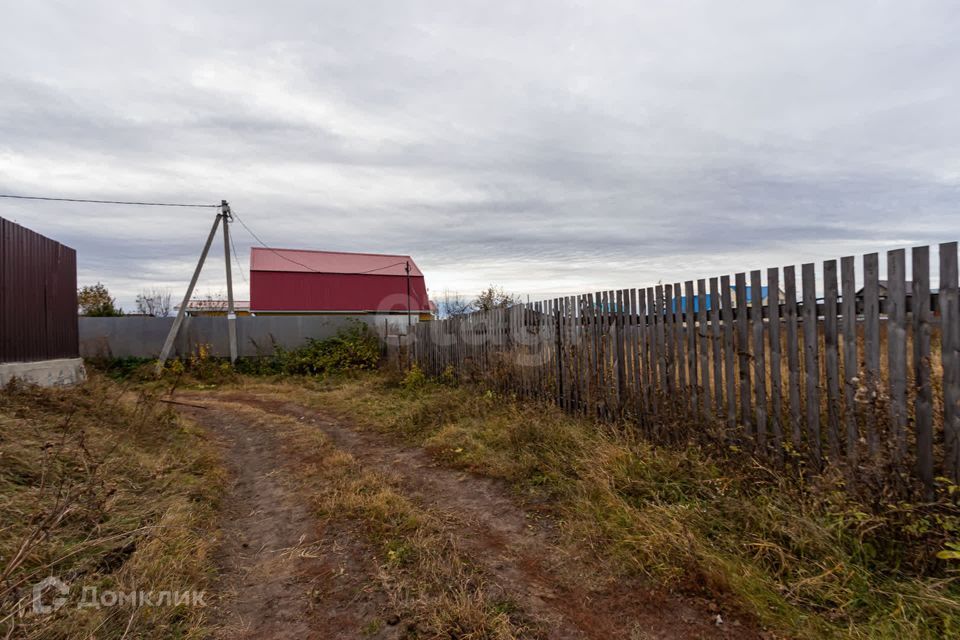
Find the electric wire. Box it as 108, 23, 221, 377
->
231, 211, 323, 273
3, 193, 412, 276
228, 229, 248, 284
357, 260, 410, 274
231, 210, 412, 275
0, 194, 219, 208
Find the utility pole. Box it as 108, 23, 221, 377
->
156, 212, 222, 374
405, 260, 412, 331
221, 201, 238, 363
155, 199, 238, 374
405, 260, 412, 369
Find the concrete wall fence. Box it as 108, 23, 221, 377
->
79, 314, 419, 359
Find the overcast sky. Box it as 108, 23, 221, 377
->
2, 1, 958, 309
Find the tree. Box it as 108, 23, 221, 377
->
472, 285, 518, 312
437, 289, 473, 318
135, 287, 172, 317
78, 283, 123, 317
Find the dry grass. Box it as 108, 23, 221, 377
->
0, 374, 225, 639
255, 370, 960, 640
202, 401, 536, 639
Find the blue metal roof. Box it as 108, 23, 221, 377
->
675, 286, 768, 313
576, 286, 772, 314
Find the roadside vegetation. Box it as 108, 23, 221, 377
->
0, 375, 224, 639
80, 321, 960, 638
92, 320, 381, 384
246, 368, 960, 640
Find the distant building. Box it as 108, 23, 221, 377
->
676, 286, 785, 313
854, 280, 912, 302
249, 247, 431, 319
175, 300, 252, 317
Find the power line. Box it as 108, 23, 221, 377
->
232, 211, 411, 276
231, 211, 322, 273
0, 194, 219, 208
358, 260, 410, 274
5, 193, 411, 277
228, 230, 248, 284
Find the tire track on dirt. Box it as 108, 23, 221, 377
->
181, 406, 395, 640
211, 392, 766, 640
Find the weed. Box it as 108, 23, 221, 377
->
401, 365, 428, 390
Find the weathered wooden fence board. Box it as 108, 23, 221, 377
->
751, 269, 767, 449
888, 249, 908, 464
709, 276, 723, 417
736, 272, 751, 434
664, 285, 675, 400
912, 246, 933, 494
863, 252, 880, 455
940, 242, 960, 481
720, 275, 737, 428
784, 265, 802, 449
824, 259, 841, 458
647, 288, 659, 418
631, 288, 644, 419
673, 282, 685, 414
685, 280, 698, 417
840, 256, 858, 461
698, 278, 711, 419
802, 262, 821, 467
767, 267, 784, 456
655, 286, 667, 416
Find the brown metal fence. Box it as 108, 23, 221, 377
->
0, 217, 78, 363
414, 242, 960, 496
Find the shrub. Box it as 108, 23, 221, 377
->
88, 322, 383, 383
275, 322, 381, 376
86, 356, 154, 381
402, 364, 428, 390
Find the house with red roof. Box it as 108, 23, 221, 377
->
249, 247, 432, 319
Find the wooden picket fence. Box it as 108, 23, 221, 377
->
413, 242, 960, 494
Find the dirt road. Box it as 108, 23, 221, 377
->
181, 392, 765, 639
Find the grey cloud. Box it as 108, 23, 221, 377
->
2, 1, 959, 308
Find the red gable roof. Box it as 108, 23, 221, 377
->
250, 247, 423, 277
